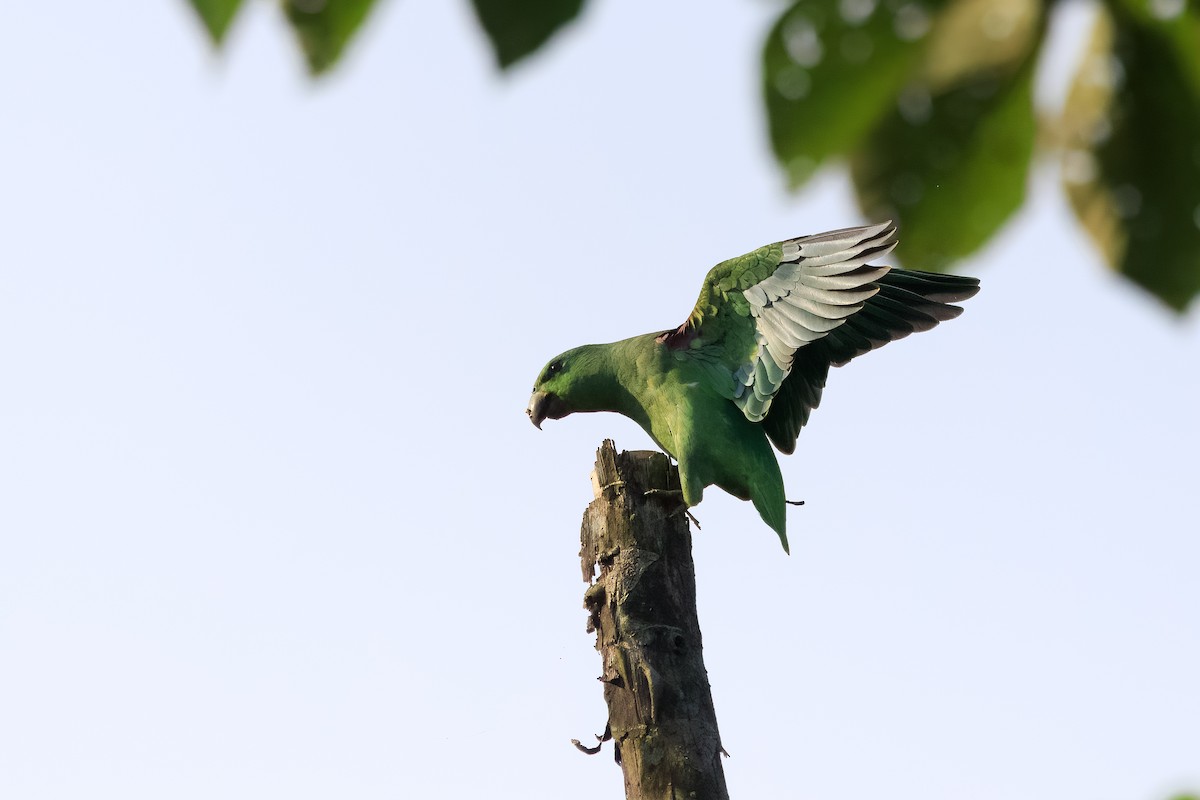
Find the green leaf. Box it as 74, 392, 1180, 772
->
851, 0, 1044, 270
1060, 2, 1200, 311
283, 0, 379, 76
763, 0, 945, 187
470, 0, 586, 69
188, 0, 243, 45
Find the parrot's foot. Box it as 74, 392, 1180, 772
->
785, 499, 805, 506
642, 489, 702, 530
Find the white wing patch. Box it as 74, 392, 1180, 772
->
733, 221, 898, 422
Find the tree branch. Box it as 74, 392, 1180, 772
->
579, 440, 729, 800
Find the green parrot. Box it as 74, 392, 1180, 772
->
527, 222, 978, 552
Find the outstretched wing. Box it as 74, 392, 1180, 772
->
663, 221, 979, 452
664, 221, 899, 419
760, 268, 980, 454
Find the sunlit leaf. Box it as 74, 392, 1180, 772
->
189, 0, 243, 45
764, 0, 947, 187
283, 0, 378, 76
1060, 4, 1200, 311
851, 0, 1043, 270
471, 0, 585, 69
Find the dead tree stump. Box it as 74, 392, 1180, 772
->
578, 440, 729, 800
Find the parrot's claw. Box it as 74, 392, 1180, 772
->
642, 488, 701, 529
785, 499, 805, 506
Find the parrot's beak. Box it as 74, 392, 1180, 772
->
527, 390, 567, 429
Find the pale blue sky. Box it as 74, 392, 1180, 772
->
2, 2, 1198, 799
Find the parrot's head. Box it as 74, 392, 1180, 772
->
527, 345, 609, 429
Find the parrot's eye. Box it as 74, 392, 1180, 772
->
548, 359, 564, 375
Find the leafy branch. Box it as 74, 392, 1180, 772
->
187, 0, 1200, 310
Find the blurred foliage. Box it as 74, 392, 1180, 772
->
282, 0, 379, 75
764, 0, 929, 186
849, 0, 1043, 270
471, 0, 585, 68
188, 0, 242, 44
187, 0, 581, 73
186, 0, 1200, 311
190, 0, 379, 74
1060, 0, 1200, 310
765, 0, 1200, 310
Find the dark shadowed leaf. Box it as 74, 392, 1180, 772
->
189, 0, 243, 44
1061, 2, 1200, 311
852, 0, 1043, 271
470, 0, 585, 69
764, 0, 946, 187
283, 0, 378, 76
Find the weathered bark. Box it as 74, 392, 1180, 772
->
578, 440, 728, 800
